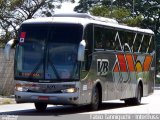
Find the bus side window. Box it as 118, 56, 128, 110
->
148, 36, 154, 53
101, 29, 107, 49
94, 26, 104, 50
141, 35, 150, 53
81, 24, 93, 79
103, 28, 114, 50
114, 31, 122, 51
119, 30, 126, 51
126, 32, 135, 52
106, 29, 116, 50
133, 34, 143, 53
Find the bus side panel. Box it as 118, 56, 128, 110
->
133, 54, 155, 97
91, 52, 118, 101
79, 52, 155, 104
113, 52, 137, 100
121, 53, 155, 98
79, 51, 118, 104
149, 54, 156, 94
143, 54, 155, 96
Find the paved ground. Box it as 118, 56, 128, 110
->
0, 90, 160, 120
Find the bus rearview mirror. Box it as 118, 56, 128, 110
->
78, 40, 86, 61
4, 39, 15, 61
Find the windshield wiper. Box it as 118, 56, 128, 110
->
46, 47, 60, 79
48, 58, 60, 79
28, 58, 43, 79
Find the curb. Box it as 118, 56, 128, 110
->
154, 87, 160, 90
155, 84, 160, 90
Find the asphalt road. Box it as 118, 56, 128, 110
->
0, 90, 160, 120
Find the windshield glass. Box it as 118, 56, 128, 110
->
46, 43, 78, 80
15, 25, 47, 80
15, 23, 83, 82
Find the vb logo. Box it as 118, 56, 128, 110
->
97, 59, 109, 76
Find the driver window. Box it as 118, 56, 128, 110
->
81, 24, 93, 79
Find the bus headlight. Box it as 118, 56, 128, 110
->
61, 88, 78, 93
15, 83, 40, 92
15, 84, 28, 92
15, 86, 28, 92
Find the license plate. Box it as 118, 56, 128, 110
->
38, 96, 49, 101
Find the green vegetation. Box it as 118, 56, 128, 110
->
156, 77, 160, 84
2, 99, 11, 104
0, 0, 74, 45
74, 0, 160, 33
0, 98, 15, 105
90, 6, 143, 27
74, 0, 160, 83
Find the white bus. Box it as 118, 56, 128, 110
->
5, 13, 155, 111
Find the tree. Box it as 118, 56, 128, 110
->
142, 5, 160, 33
75, 0, 160, 76
0, 0, 73, 43
74, 0, 111, 13
90, 6, 110, 17
90, 5, 143, 27
75, 0, 160, 33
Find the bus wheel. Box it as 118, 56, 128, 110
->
90, 86, 100, 111
132, 84, 142, 105
125, 84, 142, 105
34, 102, 47, 112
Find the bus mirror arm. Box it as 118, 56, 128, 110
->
4, 39, 16, 61
78, 40, 86, 61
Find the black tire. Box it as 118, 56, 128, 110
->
89, 86, 100, 111
124, 99, 132, 105
34, 102, 47, 112
125, 84, 142, 105
132, 84, 142, 105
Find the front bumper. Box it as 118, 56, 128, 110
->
15, 91, 80, 105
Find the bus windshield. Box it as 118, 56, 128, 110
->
15, 24, 83, 82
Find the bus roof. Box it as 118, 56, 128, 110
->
23, 13, 154, 35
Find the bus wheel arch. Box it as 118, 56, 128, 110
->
125, 80, 143, 105
96, 82, 102, 105
138, 80, 143, 98
89, 82, 102, 111
135, 80, 143, 105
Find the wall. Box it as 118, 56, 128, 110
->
0, 48, 15, 95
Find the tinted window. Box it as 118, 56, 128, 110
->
49, 24, 83, 44
94, 26, 117, 51
148, 36, 154, 53
84, 24, 93, 51
141, 35, 150, 53
81, 24, 93, 78
15, 23, 83, 81
94, 26, 104, 49
126, 32, 135, 52
133, 34, 143, 52
105, 28, 116, 50
114, 31, 122, 51
119, 31, 126, 50
15, 24, 48, 79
